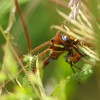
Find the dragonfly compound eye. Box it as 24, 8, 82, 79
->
61, 35, 67, 41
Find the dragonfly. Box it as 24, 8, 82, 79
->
15, 0, 85, 73
42, 32, 85, 73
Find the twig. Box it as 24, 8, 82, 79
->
50, 0, 67, 8
5, 0, 16, 33
56, 19, 67, 35
0, 63, 29, 90
15, 0, 32, 51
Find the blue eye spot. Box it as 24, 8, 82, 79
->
48, 57, 53, 63
62, 35, 67, 41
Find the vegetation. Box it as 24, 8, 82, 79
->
0, 0, 100, 100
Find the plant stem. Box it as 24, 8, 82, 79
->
50, 0, 67, 8
15, 0, 32, 52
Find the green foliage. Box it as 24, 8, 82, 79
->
22, 55, 37, 87
0, 0, 100, 100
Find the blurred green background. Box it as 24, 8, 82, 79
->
0, 0, 100, 100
